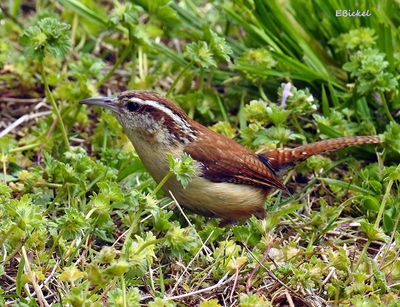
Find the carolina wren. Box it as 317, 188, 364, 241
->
81, 91, 381, 222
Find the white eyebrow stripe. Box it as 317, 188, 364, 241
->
129, 97, 145, 104
129, 97, 194, 134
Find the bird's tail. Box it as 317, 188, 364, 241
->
260, 136, 381, 171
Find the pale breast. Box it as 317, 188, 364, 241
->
125, 128, 176, 182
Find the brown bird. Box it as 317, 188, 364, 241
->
81, 91, 381, 223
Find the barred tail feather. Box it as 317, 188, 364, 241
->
261, 136, 381, 171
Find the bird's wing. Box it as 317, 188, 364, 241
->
184, 130, 285, 191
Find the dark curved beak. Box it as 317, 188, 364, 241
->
80, 97, 120, 113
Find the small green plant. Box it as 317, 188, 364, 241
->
1, 0, 399, 305
167, 32, 232, 96
153, 153, 196, 194
343, 48, 398, 121
21, 17, 71, 148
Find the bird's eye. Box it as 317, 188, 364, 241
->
126, 101, 140, 112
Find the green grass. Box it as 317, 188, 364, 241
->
0, 0, 400, 306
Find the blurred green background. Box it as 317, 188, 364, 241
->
0, 0, 399, 306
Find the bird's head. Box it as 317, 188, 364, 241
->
81, 90, 197, 144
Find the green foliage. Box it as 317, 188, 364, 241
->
330, 28, 376, 52
278, 84, 318, 114
199, 299, 222, 307
165, 224, 199, 257
244, 100, 269, 125
244, 100, 288, 126
0, 39, 10, 67
135, 0, 179, 24
109, 2, 138, 26
208, 30, 233, 62
57, 208, 88, 240
20, 17, 71, 61
383, 122, 400, 154
239, 293, 272, 307
59, 266, 86, 283
185, 41, 217, 69
148, 298, 176, 307
167, 153, 196, 188
108, 287, 141, 307
343, 48, 398, 94
360, 220, 387, 242
210, 121, 236, 138
123, 232, 157, 276
0, 194, 44, 247
235, 48, 277, 83
70, 53, 105, 82
1, 0, 400, 305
